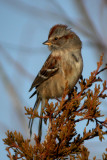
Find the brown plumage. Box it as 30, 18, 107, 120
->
29, 24, 83, 141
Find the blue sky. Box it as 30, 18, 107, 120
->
0, 0, 107, 159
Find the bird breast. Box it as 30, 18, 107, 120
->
52, 48, 83, 90
37, 49, 83, 99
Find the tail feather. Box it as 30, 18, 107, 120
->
38, 99, 45, 142
29, 97, 41, 137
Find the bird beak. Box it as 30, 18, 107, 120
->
43, 40, 52, 46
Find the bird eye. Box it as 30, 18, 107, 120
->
54, 37, 58, 40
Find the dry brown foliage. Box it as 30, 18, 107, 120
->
3, 55, 107, 159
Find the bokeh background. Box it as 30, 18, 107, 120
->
0, 0, 107, 159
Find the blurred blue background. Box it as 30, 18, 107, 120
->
0, 0, 107, 159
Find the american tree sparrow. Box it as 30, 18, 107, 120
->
29, 24, 83, 141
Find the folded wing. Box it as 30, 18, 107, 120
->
29, 55, 60, 92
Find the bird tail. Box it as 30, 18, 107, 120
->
29, 96, 41, 137
38, 98, 45, 142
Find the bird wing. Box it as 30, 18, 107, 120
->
29, 54, 60, 92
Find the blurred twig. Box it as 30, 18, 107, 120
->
0, 45, 34, 80
0, 63, 27, 132
0, 41, 40, 53
0, 0, 101, 41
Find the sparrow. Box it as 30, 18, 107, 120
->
29, 24, 83, 141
